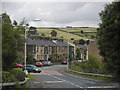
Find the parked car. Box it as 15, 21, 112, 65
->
14, 63, 23, 68
42, 61, 53, 66
77, 60, 87, 63
22, 65, 42, 73
35, 62, 43, 67
47, 61, 53, 66
71, 60, 77, 64
61, 61, 67, 64
77, 60, 82, 63
42, 61, 48, 66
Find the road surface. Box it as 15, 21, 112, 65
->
29, 65, 119, 89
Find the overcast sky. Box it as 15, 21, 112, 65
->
2, 2, 111, 27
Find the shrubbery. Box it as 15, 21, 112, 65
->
71, 55, 105, 74
2, 71, 17, 83
2, 69, 25, 83
10, 69, 25, 81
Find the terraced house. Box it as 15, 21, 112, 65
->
26, 38, 75, 62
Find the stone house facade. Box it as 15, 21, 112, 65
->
26, 38, 75, 61
77, 45, 88, 60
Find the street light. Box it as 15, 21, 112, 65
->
23, 18, 41, 74
66, 26, 72, 72
33, 19, 42, 21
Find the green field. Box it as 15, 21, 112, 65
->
26, 27, 97, 43
60, 27, 97, 32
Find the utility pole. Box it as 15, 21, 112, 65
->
23, 18, 41, 74
86, 45, 88, 60
66, 26, 72, 72
23, 18, 27, 73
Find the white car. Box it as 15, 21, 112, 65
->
77, 60, 82, 63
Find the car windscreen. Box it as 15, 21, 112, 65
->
32, 65, 37, 68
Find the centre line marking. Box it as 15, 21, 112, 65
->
45, 73, 83, 88
45, 81, 63, 83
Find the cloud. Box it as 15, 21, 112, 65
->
2, 2, 108, 27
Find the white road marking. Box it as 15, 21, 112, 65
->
45, 81, 63, 83
45, 73, 83, 88
86, 86, 117, 88
34, 82, 40, 83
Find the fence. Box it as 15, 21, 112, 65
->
69, 69, 112, 78
1, 77, 28, 87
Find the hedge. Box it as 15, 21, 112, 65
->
2, 69, 25, 83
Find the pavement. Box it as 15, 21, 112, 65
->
29, 65, 120, 89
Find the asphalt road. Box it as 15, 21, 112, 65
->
30, 65, 119, 89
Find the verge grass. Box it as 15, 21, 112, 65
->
66, 69, 113, 82
26, 74, 37, 80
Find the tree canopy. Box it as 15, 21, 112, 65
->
50, 30, 57, 37
86, 40, 90, 45
76, 48, 81, 60
97, 2, 120, 80
2, 13, 24, 71
79, 39, 85, 45
13, 20, 18, 26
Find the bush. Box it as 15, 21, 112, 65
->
2, 69, 25, 83
79, 62, 89, 73
2, 71, 17, 83
26, 54, 35, 64
10, 69, 25, 81
87, 55, 100, 73
72, 55, 102, 73
79, 39, 85, 45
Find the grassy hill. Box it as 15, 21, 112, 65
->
88, 41, 102, 61
35, 27, 97, 43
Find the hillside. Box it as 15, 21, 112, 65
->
35, 27, 97, 43
88, 42, 102, 61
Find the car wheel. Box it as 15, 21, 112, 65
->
39, 71, 41, 73
33, 70, 36, 73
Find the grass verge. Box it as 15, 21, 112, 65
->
66, 69, 113, 82
21, 80, 29, 88
26, 74, 37, 80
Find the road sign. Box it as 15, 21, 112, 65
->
67, 58, 69, 60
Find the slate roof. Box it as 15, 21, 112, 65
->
26, 38, 71, 47
77, 45, 87, 50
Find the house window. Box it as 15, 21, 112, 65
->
37, 47, 39, 52
44, 46, 48, 54
37, 55, 39, 60
52, 47, 54, 53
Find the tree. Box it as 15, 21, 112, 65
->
79, 39, 85, 45
86, 40, 90, 45
90, 35, 95, 39
71, 38, 74, 40
29, 26, 37, 35
2, 13, 24, 71
26, 54, 35, 64
50, 30, 57, 37
42, 34, 45, 37
19, 17, 25, 26
13, 20, 18, 26
80, 30, 83, 34
76, 48, 81, 60
97, 2, 120, 80
69, 53, 74, 66
29, 26, 36, 30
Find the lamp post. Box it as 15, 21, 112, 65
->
86, 45, 88, 60
23, 19, 27, 73
23, 18, 41, 74
66, 26, 72, 72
